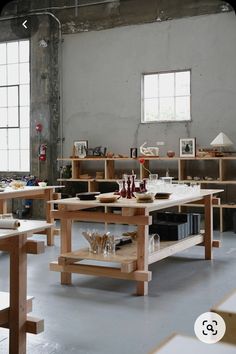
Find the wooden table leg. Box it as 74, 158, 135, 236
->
45, 189, 54, 246
204, 195, 213, 260
60, 217, 72, 285
9, 233, 27, 354
0, 199, 8, 214
136, 208, 149, 296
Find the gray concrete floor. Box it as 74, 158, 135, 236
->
1, 222, 236, 354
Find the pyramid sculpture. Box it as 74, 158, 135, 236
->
210, 132, 233, 147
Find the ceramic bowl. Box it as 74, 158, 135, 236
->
96, 194, 120, 203
155, 192, 172, 200
38, 182, 47, 187
134, 192, 155, 202
76, 192, 100, 200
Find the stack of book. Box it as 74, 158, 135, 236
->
149, 211, 201, 241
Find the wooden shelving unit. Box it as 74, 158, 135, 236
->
57, 156, 236, 231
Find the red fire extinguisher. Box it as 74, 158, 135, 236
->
39, 143, 47, 161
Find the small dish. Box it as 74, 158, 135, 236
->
9, 180, 26, 189
96, 195, 120, 203
134, 192, 155, 203
38, 182, 47, 187
76, 192, 100, 200
155, 192, 172, 199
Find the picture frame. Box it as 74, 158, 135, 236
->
179, 138, 196, 157
74, 140, 88, 158
130, 147, 138, 159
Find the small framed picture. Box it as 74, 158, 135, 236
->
179, 138, 196, 157
74, 140, 88, 158
130, 147, 138, 158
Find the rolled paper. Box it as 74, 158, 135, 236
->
0, 219, 20, 229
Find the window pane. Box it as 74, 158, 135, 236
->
20, 84, 30, 106
0, 150, 8, 170
20, 128, 29, 149
8, 107, 19, 127
8, 128, 19, 149
7, 42, 18, 64
19, 41, 29, 62
7, 64, 19, 85
0, 87, 7, 107
176, 97, 190, 121
9, 149, 20, 171
20, 106, 30, 127
19, 63, 29, 84
8, 86, 18, 107
159, 73, 174, 97
144, 98, 159, 121
144, 74, 158, 98
159, 97, 175, 120
175, 71, 190, 96
0, 108, 7, 127
20, 150, 30, 171
0, 129, 7, 147
0, 43, 6, 64
0, 65, 7, 85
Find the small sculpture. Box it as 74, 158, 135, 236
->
140, 142, 163, 156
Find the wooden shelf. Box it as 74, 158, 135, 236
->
57, 234, 204, 269
57, 156, 236, 232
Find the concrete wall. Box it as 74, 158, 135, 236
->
62, 12, 236, 157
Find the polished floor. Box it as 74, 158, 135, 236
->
1, 222, 236, 354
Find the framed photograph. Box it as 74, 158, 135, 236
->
179, 138, 196, 157
74, 140, 88, 158
130, 147, 138, 158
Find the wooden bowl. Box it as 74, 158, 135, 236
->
97, 195, 119, 203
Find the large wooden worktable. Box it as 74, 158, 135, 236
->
0, 186, 62, 246
50, 189, 222, 296
0, 220, 52, 354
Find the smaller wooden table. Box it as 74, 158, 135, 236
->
149, 334, 236, 354
0, 186, 62, 245
211, 289, 236, 345
0, 220, 52, 354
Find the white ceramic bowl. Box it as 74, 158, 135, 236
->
38, 182, 47, 187
134, 192, 155, 202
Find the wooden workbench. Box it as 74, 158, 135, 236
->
0, 186, 62, 245
149, 334, 236, 353
49, 189, 222, 296
0, 220, 52, 354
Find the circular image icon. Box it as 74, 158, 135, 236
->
194, 312, 226, 344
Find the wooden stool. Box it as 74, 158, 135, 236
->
149, 334, 236, 354
211, 289, 236, 345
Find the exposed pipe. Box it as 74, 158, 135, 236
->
27, 0, 120, 13
0, 11, 64, 162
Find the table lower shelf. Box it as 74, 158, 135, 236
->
50, 234, 205, 281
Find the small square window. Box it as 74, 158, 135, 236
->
142, 70, 191, 123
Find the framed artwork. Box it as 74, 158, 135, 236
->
130, 147, 138, 158
179, 138, 196, 157
74, 140, 88, 158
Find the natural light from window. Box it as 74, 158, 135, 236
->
0, 39, 30, 172
142, 70, 191, 122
